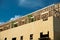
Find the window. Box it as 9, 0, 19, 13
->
22, 19, 27, 24
14, 23, 18, 27
53, 9, 60, 18
35, 15, 40, 21
40, 32, 43, 38
28, 15, 35, 23
11, 22, 18, 28
20, 36, 23, 40
6, 25, 10, 29
30, 34, 33, 40
28, 15, 33, 18
40, 31, 50, 40
5, 38, 7, 40
30, 18, 35, 22
0, 29, 3, 31
4, 27, 8, 30
20, 21, 25, 25
55, 13, 60, 18
40, 32, 49, 38
4, 25, 10, 30
28, 18, 35, 22
11, 21, 18, 28
42, 13, 48, 21
12, 37, 16, 40
38, 38, 40, 40
19, 20, 26, 26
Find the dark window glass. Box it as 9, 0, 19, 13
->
20, 36, 23, 40
30, 34, 33, 40
12, 37, 16, 40
0, 29, 3, 31
14, 24, 18, 27
5, 38, 7, 40
31, 18, 35, 22
28, 15, 35, 23
40, 31, 50, 40
40, 32, 43, 38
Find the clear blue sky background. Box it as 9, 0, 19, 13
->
0, 0, 60, 23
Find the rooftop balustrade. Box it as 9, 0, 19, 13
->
0, 3, 60, 32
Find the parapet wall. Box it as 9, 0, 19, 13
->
0, 3, 60, 32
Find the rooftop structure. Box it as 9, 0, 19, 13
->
0, 3, 60, 32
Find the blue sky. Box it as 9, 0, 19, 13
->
0, 0, 60, 24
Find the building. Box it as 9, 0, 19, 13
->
0, 3, 60, 40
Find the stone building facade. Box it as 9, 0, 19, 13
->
0, 3, 60, 40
